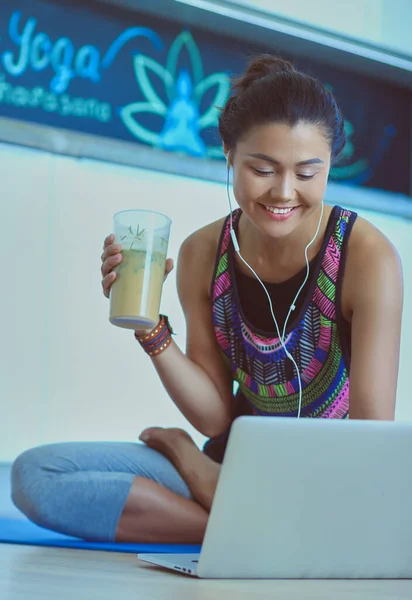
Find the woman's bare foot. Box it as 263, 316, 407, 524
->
139, 427, 221, 512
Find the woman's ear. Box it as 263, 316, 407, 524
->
223, 144, 231, 167
225, 150, 232, 169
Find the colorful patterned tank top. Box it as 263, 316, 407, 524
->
210, 205, 357, 423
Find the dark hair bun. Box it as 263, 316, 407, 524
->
234, 54, 295, 94
219, 53, 346, 163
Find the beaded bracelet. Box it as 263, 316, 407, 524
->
134, 314, 174, 357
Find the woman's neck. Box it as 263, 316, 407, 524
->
235, 205, 331, 281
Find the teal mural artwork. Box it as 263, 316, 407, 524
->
331, 118, 397, 185
323, 83, 397, 185
120, 32, 230, 158
330, 120, 369, 179
324, 83, 396, 184
0, 1, 408, 194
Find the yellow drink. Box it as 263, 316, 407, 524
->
109, 249, 166, 331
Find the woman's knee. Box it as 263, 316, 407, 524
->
11, 445, 57, 526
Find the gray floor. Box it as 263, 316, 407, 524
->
0, 463, 24, 519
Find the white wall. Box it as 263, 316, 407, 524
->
225, 0, 412, 57
0, 144, 223, 461
1, 143, 411, 462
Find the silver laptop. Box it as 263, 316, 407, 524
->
138, 416, 412, 578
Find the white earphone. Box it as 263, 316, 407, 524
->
226, 161, 324, 418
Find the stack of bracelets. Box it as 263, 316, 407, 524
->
134, 314, 174, 357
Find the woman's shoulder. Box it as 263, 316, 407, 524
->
179, 215, 228, 261
346, 210, 400, 261
341, 209, 402, 322
341, 208, 402, 315
176, 215, 229, 296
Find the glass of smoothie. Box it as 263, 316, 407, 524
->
109, 209, 172, 332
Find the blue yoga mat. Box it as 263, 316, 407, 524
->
0, 518, 201, 554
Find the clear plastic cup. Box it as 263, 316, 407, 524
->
109, 209, 172, 331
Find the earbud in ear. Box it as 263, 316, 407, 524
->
226, 151, 232, 169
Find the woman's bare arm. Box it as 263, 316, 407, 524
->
345, 224, 403, 420
149, 225, 235, 438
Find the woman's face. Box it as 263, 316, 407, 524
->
229, 121, 331, 240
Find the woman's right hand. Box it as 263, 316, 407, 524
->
101, 234, 122, 299
101, 234, 174, 299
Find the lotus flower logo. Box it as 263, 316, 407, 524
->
120, 32, 230, 158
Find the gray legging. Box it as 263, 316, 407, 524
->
10, 441, 192, 541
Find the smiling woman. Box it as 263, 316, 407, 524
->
217, 57, 347, 254
11, 53, 404, 545
229, 121, 331, 236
